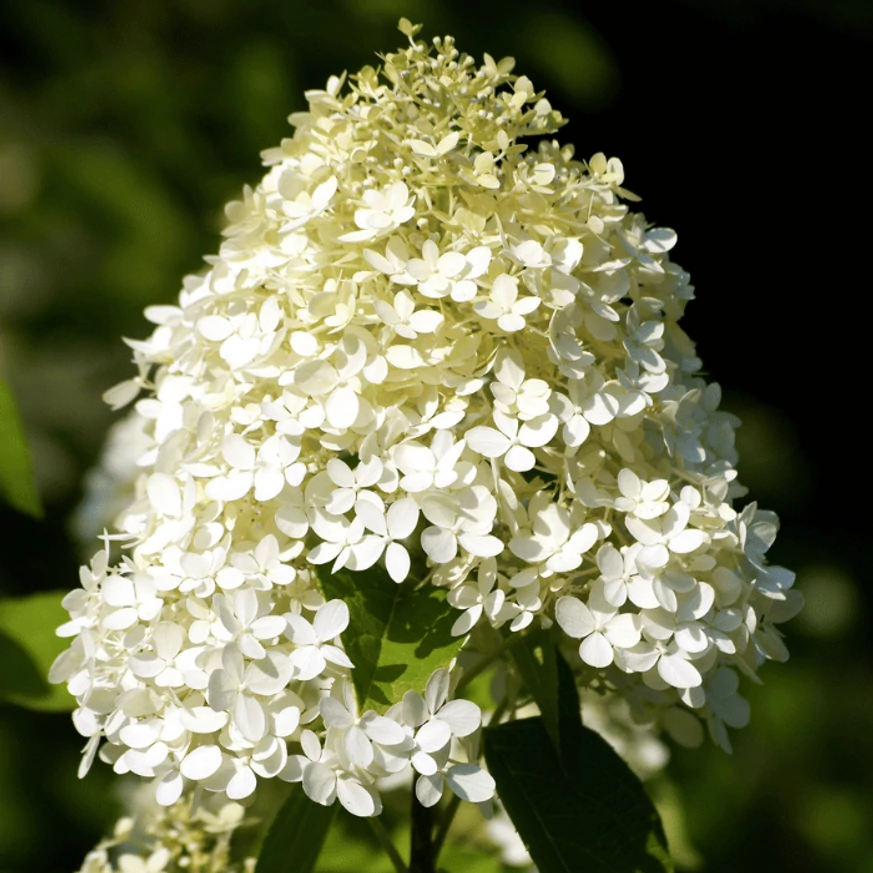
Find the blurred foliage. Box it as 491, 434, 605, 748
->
0, 380, 43, 518
0, 1, 869, 872
0, 591, 74, 712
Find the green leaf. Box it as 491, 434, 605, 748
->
255, 786, 336, 873
485, 716, 673, 873
316, 808, 392, 873
0, 591, 74, 711
512, 631, 562, 750
0, 379, 43, 517
512, 632, 585, 760
318, 564, 465, 712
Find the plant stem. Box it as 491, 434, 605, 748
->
433, 693, 513, 868
368, 817, 409, 873
409, 790, 436, 873
488, 690, 512, 727
432, 795, 460, 861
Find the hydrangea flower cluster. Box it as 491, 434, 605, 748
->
76, 788, 256, 873
52, 20, 801, 820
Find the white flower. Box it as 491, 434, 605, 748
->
394, 669, 494, 808
473, 273, 540, 332
509, 497, 599, 576
613, 469, 671, 519
448, 558, 517, 635
405, 239, 491, 302
467, 409, 557, 473
339, 181, 416, 242
625, 498, 709, 555
374, 290, 444, 338
556, 589, 641, 668
54, 23, 799, 812
285, 600, 354, 680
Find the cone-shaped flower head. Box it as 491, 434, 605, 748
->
53, 20, 802, 815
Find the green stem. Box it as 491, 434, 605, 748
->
432, 795, 461, 862
409, 790, 436, 873
368, 817, 408, 873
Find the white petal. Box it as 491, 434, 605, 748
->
437, 700, 480, 737
401, 691, 428, 728
197, 315, 233, 341
508, 536, 549, 563
226, 765, 257, 800
322, 644, 355, 669
582, 392, 620, 426
387, 498, 419, 539
314, 600, 349, 641
254, 467, 285, 502
303, 761, 336, 806
386, 542, 411, 583
295, 360, 338, 396
180, 706, 228, 734
222, 434, 256, 470
275, 705, 301, 737
415, 773, 444, 808
119, 723, 159, 749
320, 697, 354, 729
155, 771, 183, 806
457, 533, 504, 558
669, 530, 708, 554
362, 715, 406, 746
279, 755, 306, 783
285, 614, 317, 646
412, 750, 438, 775
466, 426, 512, 458
291, 647, 327, 681
180, 745, 223, 781
579, 632, 614, 668
617, 468, 641, 499
451, 605, 482, 637
497, 313, 526, 332
153, 622, 184, 660
102, 575, 135, 607
625, 516, 663, 547
421, 527, 457, 563
147, 473, 182, 518
416, 719, 452, 753
385, 345, 425, 369
674, 622, 709, 654
337, 777, 379, 817
518, 416, 558, 449
234, 694, 268, 742
252, 615, 287, 640
343, 726, 374, 769
425, 669, 450, 714
205, 471, 253, 502
555, 597, 596, 639
326, 386, 360, 430
346, 536, 386, 571
445, 764, 495, 802
408, 310, 444, 334
504, 444, 536, 472
567, 523, 600, 555
658, 654, 703, 688
562, 415, 591, 447
604, 613, 641, 648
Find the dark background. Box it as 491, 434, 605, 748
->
0, 1, 870, 871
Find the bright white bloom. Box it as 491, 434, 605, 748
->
54, 22, 801, 820
393, 669, 494, 808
